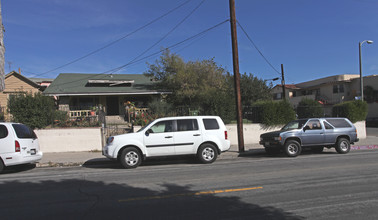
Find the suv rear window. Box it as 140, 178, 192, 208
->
0, 125, 8, 139
326, 119, 352, 128
203, 119, 219, 130
12, 124, 37, 139
177, 119, 199, 131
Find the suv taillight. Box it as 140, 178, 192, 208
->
225, 131, 228, 140
15, 141, 21, 152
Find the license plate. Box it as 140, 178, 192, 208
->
30, 149, 36, 155
265, 142, 270, 146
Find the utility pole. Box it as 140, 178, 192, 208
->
229, 0, 244, 152
0, 1, 5, 92
281, 64, 286, 100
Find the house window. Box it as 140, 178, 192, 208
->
333, 85, 344, 94
274, 93, 282, 100
339, 84, 344, 93
315, 89, 320, 96
333, 85, 338, 94
292, 91, 297, 97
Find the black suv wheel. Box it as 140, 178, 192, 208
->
335, 138, 350, 154
284, 140, 301, 157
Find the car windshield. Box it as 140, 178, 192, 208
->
281, 119, 307, 131
137, 120, 155, 132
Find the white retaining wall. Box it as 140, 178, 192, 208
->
35, 122, 366, 153
35, 128, 103, 153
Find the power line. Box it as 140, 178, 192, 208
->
104, 0, 207, 74
29, 0, 193, 78
236, 20, 281, 75
45, 19, 229, 90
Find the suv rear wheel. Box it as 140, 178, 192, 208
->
335, 138, 350, 154
198, 144, 218, 164
284, 140, 301, 157
120, 147, 142, 169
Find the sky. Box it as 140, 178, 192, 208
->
2, 0, 378, 85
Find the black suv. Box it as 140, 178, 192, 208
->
259, 118, 359, 157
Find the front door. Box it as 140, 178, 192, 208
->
143, 120, 175, 156
301, 119, 325, 145
106, 96, 119, 115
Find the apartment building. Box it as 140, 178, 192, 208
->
272, 74, 378, 118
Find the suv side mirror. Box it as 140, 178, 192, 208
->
303, 125, 310, 132
145, 129, 153, 136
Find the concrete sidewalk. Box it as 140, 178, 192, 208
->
36, 135, 378, 168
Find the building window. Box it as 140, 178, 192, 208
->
333, 84, 344, 94
339, 84, 344, 93
333, 85, 338, 94
274, 93, 282, 100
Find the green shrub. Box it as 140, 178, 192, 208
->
332, 100, 368, 123
202, 89, 235, 124
297, 98, 323, 118
252, 100, 296, 126
8, 93, 62, 129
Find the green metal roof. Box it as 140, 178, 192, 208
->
43, 73, 168, 96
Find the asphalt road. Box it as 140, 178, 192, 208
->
1, 150, 378, 220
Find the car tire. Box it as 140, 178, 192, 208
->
120, 147, 142, 169
335, 138, 350, 154
311, 146, 324, 153
198, 144, 218, 164
265, 147, 280, 155
284, 140, 301, 157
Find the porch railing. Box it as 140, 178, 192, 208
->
69, 110, 96, 118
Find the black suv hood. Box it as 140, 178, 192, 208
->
260, 130, 281, 138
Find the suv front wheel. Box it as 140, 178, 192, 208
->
120, 147, 142, 169
284, 140, 302, 157
335, 138, 350, 154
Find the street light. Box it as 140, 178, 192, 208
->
359, 40, 373, 101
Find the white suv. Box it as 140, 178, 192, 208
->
103, 116, 230, 168
0, 122, 43, 173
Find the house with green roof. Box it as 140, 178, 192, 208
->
43, 73, 170, 122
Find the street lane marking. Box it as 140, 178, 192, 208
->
118, 186, 263, 202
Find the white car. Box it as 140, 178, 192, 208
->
0, 122, 43, 173
103, 116, 231, 168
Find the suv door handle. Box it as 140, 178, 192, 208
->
165, 136, 173, 138
193, 134, 201, 136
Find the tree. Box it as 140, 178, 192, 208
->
226, 72, 273, 107
144, 50, 234, 121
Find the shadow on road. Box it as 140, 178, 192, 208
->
0, 178, 305, 219
83, 155, 200, 169
0, 164, 37, 174
239, 148, 338, 159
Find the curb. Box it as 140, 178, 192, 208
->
351, 145, 378, 150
